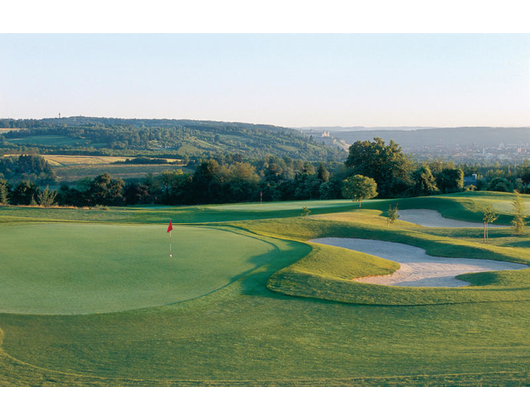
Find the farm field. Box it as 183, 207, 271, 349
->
41, 155, 129, 166
1, 152, 186, 182
53, 163, 187, 182
35, 154, 182, 167
1, 191, 530, 386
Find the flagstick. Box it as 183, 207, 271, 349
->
168, 220, 173, 266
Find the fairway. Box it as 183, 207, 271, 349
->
210, 199, 366, 211
0, 223, 285, 315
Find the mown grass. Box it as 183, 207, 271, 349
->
232, 212, 530, 305
363, 191, 530, 225
1, 191, 530, 386
0, 191, 524, 224
0, 223, 301, 314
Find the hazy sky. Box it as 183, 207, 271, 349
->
1, 34, 529, 127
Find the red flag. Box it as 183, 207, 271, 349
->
167, 221, 173, 233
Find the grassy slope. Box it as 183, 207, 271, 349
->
245, 213, 530, 305
2, 191, 530, 386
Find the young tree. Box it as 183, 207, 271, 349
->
38, 185, 57, 208
511, 191, 526, 236
342, 175, 378, 208
0, 179, 9, 205
483, 204, 499, 243
387, 203, 399, 226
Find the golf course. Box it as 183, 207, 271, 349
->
1, 191, 530, 386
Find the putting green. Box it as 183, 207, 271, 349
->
0, 223, 278, 315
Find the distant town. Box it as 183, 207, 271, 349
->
301, 127, 530, 164
405, 142, 530, 164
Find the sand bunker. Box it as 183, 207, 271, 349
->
310, 238, 526, 287
398, 209, 509, 228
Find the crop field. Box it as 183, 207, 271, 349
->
1, 191, 530, 386
41, 155, 129, 166
31, 155, 182, 182
37, 155, 183, 167
1, 152, 186, 182
54, 163, 187, 182
45, 154, 186, 182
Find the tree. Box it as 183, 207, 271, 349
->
124, 181, 151, 205
411, 165, 438, 196
88, 173, 125, 206
224, 162, 260, 203
301, 206, 311, 217
483, 204, 499, 243
12, 180, 39, 205
436, 168, 464, 193
487, 177, 513, 192
319, 180, 341, 200
345, 138, 412, 198
511, 191, 526, 235
191, 159, 222, 203
38, 186, 57, 207
56, 183, 84, 207
317, 163, 330, 183
342, 175, 378, 208
155, 170, 179, 203
387, 203, 399, 226
0, 179, 9, 205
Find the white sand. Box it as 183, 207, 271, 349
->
310, 238, 526, 287
398, 209, 509, 228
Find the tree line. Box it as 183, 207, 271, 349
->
0, 154, 57, 184
0, 155, 341, 207
3, 138, 530, 208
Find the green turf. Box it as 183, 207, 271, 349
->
7, 135, 81, 147
0, 223, 303, 314
2, 191, 530, 386
0, 191, 524, 225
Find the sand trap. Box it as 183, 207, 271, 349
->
398, 209, 509, 228
310, 238, 526, 287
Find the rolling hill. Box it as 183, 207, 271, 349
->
0, 117, 346, 162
